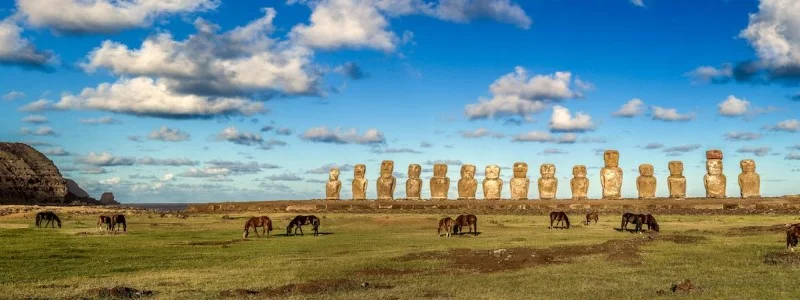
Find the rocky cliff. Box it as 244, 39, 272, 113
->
0, 142, 68, 204
66, 179, 90, 198
100, 192, 120, 205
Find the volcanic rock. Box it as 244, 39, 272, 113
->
0, 142, 68, 204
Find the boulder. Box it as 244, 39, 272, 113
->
100, 192, 120, 205
0, 142, 68, 204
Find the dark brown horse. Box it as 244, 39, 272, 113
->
243, 216, 273, 238
111, 214, 126, 232
35, 212, 61, 228
787, 223, 800, 252
453, 214, 478, 236
640, 214, 660, 232
585, 212, 599, 225
97, 215, 112, 231
549, 211, 570, 229
620, 212, 643, 232
287, 215, 320, 236
438, 217, 454, 237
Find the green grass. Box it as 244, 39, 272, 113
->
1, 212, 800, 299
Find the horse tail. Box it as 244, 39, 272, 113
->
267, 217, 273, 232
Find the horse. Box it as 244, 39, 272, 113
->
453, 214, 478, 236
111, 214, 126, 232
243, 216, 273, 238
787, 223, 800, 252
585, 212, 599, 225
437, 217, 454, 237
549, 211, 570, 229
640, 214, 660, 232
286, 215, 320, 236
97, 215, 112, 231
35, 212, 61, 228
620, 212, 643, 232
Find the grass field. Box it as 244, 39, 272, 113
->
2, 209, 800, 299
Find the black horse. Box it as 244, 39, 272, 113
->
453, 214, 478, 236
640, 214, 660, 232
549, 211, 570, 229
35, 212, 61, 228
620, 212, 643, 232
286, 215, 320, 236
111, 214, 127, 232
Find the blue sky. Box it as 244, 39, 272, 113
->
1, 0, 798, 202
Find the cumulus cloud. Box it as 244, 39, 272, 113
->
612, 98, 644, 118
136, 157, 197, 166
77, 152, 135, 166
17, 0, 219, 34
22, 115, 48, 124
18, 99, 51, 112
764, 119, 799, 132
725, 132, 763, 141
301, 127, 385, 145
0, 18, 55, 68
3, 91, 25, 101
99, 177, 121, 185
465, 67, 589, 120
215, 126, 264, 146
737, 146, 772, 157
179, 167, 231, 178
20, 126, 57, 136
685, 64, 733, 84
148, 126, 191, 142
264, 173, 304, 181
79, 116, 120, 125
718, 95, 750, 116
41, 147, 70, 156
651, 106, 694, 122
305, 163, 355, 174
549, 105, 594, 132
460, 128, 505, 139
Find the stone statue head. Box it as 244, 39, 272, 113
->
461, 164, 476, 179
354, 164, 366, 179
668, 161, 683, 175
706, 159, 723, 175
572, 165, 586, 177
540, 163, 556, 177
329, 168, 340, 181
603, 150, 619, 167
740, 159, 756, 172
706, 149, 723, 160
638, 164, 654, 176
380, 160, 394, 178
408, 164, 421, 179
433, 164, 447, 177
485, 165, 500, 179
513, 162, 528, 178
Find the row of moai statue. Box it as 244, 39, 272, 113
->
324, 150, 760, 200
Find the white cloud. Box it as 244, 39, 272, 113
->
630, 0, 645, 7
54, 77, 264, 119
99, 177, 121, 185
736, 146, 772, 157
2, 91, 25, 101
41, 147, 70, 156
179, 167, 232, 178
264, 173, 304, 181
510, 131, 576, 143
429, 0, 531, 29
460, 128, 505, 139
718, 95, 750, 116
787, 153, 800, 160
162, 173, 175, 182
17, 0, 219, 34
651, 106, 694, 122
215, 127, 264, 146
18, 99, 51, 112
725, 132, 762, 141
612, 98, 644, 117
739, 0, 800, 69
548, 105, 594, 132
20, 126, 57, 136
301, 127, 385, 144
77, 152, 135, 166
465, 67, 587, 120
685, 64, 733, 84
0, 18, 54, 67
136, 157, 197, 166
80, 116, 120, 125
148, 126, 191, 142
22, 114, 48, 124
765, 119, 799, 132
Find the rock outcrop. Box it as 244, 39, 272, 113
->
66, 179, 90, 198
0, 142, 68, 204
100, 192, 120, 205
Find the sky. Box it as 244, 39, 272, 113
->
1, 0, 799, 203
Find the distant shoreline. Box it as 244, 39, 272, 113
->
122, 203, 192, 211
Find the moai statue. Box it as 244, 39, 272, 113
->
457, 164, 477, 200
704, 150, 726, 198
352, 164, 367, 200
636, 164, 656, 199
325, 168, 341, 200
406, 164, 422, 200
483, 165, 503, 200
600, 150, 623, 199
667, 161, 686, 198
510, 162, 530, 200
738, 159, 760, 198
430, 164, 450, 200
538, 164, 558, 200
376, 160, 396, 200
570, 165, 589, 200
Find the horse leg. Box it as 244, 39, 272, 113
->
299, 226, 304, 236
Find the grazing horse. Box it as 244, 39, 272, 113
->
111, 214, 127, 232
453, 214, 478, 236
640, 214, 660, 232
286, 215, 320, 236
787, 224, 800, 252
97, 215, 112, 231
243, 216, 273, 238
437, 217, 454, 237
620, 212, 643, 232
585, 212, 599, 225
549, 211, 570, 229
35, 212, 61, 228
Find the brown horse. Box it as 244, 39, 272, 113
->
549, 211, 570, 229
787, 223, 800, 252
97, 215, 112, 231
640, 214, 660, 232
35, 212, 61, 228
453, 214, 478, 236
243, 216, 273, 238
111, 214, 126, 232
585, 212, 599, 225
287, 215, 320, 236
438, 217, 454, 237
620, 212, 643, 232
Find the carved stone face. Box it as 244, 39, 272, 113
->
603, 150, 619, 167
638, 164, 653, 176
706, 159, 723, 175
513, 162, 528, 178
329, 168, 340, 181
540, 164, 555, 176
433, 164, 447, 177
572, 165, 586, 177
740, 159, 756, 172
408, 164, 421, 178
668, 161, 683, 175
380, 160, 394, 178
354, 164, 366, 179
485, 165, 500, 179
461, 164, 476, 179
